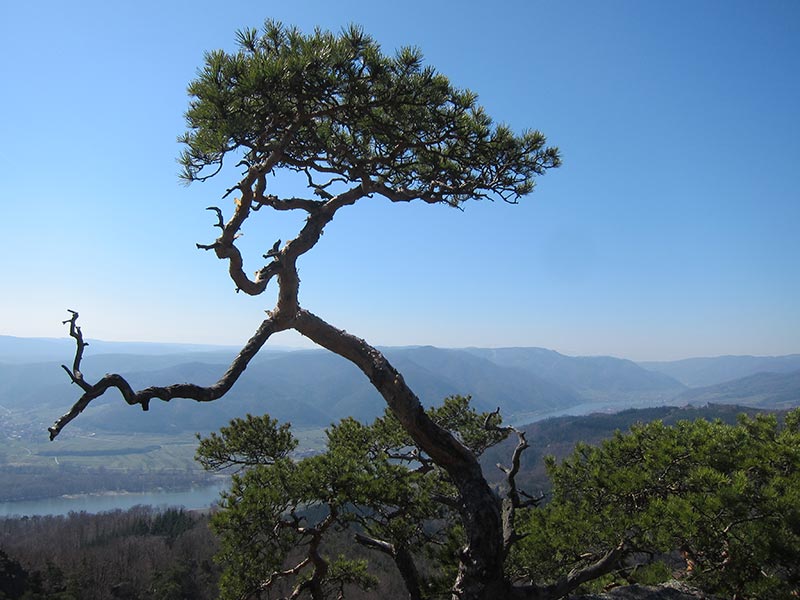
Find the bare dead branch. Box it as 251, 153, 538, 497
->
519, 489, 546, 508
487, 411, 533, 506
196, 242, 219, 250
194, 207, 227, 249
354, 532, 395, 555
221, 186, 238, 200
484, 407, 541, 555
60, 310, 92, 392
354, 534, 423, 600
205, 206, 224, 229
501, 541, 630, 600
49, 312, 289, 440
263, 239, 281, 260
260, 557, 311, 593
540, 541, 628, 600
261, 196, 326, 212
193, 158, 226, 183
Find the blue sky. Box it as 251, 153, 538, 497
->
1, 1, 798, 360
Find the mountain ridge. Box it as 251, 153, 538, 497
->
2, 336, 799, 436
674, 369, 800, 409
639, 354, 800, 387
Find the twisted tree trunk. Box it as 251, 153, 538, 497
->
50, 164, 621, 599
293, 309, 507, 599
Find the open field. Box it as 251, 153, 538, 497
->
1, 406, 328, 502
2, 402, 329, 471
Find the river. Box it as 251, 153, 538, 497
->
506, 398, 685, 427
2, 399, 684, 518
0, 482, 229, 518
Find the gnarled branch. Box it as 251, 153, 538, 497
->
354, 533, 423, 600
292, 308, 506, 599
60, 310, 91, 392
49, 312, 290, 440
485, 408, 542, 555
530, 541, 629, 600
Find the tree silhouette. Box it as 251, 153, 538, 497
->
47, 22, 584, 600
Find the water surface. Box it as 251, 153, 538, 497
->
0, 482, 227, 518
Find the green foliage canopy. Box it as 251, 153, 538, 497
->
179, 21, 560, 206
197, 398, 800, 599
513, 410, 800, 599
196, 395, 507, 600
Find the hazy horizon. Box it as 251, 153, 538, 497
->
3, 332, 799, 364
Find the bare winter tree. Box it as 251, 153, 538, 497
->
48, 22, 627, 600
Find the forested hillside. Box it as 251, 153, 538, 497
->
6, 338, 799, 443
639, 354, 800, 387
2, 404, 792, 600
674, 370, 800, 409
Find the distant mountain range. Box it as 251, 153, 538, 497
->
0, 335, 243, 364
673, 370, 800, 410
465, 347, 683, 401
1, 336, 798, 435
639, 354, 800, 387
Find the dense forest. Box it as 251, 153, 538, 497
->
0, 507, 219, 600
0, 505, 424, 599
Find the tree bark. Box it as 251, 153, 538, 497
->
293, 309, 507, 600
354, 533, 423, 600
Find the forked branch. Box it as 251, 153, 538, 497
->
354, 533, 423, 600
530, 541, 629, 600
60, 310, 90, 391
485, 409, 544, 555
487, 409, 536, 507
48, 312, 288, 440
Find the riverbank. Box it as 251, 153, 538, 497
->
0, 463, 220, 502
0, 480, 229, 517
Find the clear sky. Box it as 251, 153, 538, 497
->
1, 1, 798, 361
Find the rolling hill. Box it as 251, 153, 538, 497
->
2, 337, 799, 437
69, 347, 585, 434
465, 347, 685, 401
639, 354, 800, 387
673, 369, 800, 409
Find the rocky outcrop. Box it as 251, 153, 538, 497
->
571, 581, 724, 600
